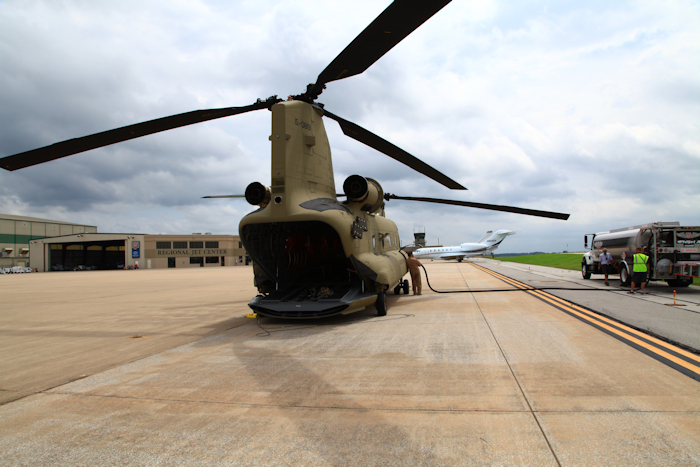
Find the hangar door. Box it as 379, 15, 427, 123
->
50, 240, 126, 271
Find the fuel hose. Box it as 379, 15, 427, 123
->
419, 264, 625, 294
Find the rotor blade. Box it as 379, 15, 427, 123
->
1, 100, 278, 171
308, 0, 451, 98
205, 195, 348, 200
384, 194, 570, 220
324, 109, 466, 190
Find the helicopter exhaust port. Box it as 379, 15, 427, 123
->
245, 182, 271, 208
343, 175, 384, 213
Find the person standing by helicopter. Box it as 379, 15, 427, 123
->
406, 252, 422, 295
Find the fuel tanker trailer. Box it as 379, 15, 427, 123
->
582, 222, 700, 287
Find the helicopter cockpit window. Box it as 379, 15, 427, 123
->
372, 234, 376, 251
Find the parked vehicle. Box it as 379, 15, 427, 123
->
582, 222, 700, 287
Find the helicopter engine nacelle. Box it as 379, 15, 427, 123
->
343, 175, 384, 213
245, 182, 271, 208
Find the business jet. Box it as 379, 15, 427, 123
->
412, 230, 516, 262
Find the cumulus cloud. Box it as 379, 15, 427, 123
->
1, 0, 698, 252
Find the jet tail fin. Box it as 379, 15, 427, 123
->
482, 230, 517, 250
476, 231, 492, 244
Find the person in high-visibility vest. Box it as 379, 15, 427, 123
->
628, 247, 649, 294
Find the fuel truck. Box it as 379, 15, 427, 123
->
582, 222, 700, 287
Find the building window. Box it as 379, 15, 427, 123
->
190, 257, 203, 265
205, 241, 219, 249
190, 241, 203, 249
205, 256, 219, 263
173, 241, 187, 249
156, 242, 171, 249
238, 242, 242, 248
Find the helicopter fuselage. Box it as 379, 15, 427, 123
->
240, 100, 408, 318
0, 0, 569, 319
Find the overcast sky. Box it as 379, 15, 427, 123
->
1, 0, 699, 254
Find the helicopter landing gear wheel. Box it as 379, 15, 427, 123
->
403, 279, 409, 294
375, 291, 387, 316
394, 284, 401, 295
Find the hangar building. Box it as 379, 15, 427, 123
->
29, 233, 249, 272
3, 214, 249, 272
1, 214, 96, 269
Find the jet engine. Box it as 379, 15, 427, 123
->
343, 175, 384, 213
245, 182, 271, 208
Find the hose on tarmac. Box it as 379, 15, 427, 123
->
419, 263, 628, 294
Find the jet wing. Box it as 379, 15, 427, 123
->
437, 254, 465, 261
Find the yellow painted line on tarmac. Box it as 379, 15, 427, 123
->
476, 263, 700, 363
531, 289, 700, 365
529, 290, 700, 375
471, 264, 534, 290
469, 262, 700, 380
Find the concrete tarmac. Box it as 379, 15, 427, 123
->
1, 265, 699, 466
473, 257, 700, 351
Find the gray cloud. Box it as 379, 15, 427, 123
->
1, 0, 699, 247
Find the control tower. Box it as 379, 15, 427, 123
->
413, 227, 426, 248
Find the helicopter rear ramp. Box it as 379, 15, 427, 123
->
248, 283, 377, 318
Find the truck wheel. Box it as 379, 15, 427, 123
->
620, 264, 630, 286
582, 264, 591, 279
375, 291, 387, 316
668, 278, 692, 288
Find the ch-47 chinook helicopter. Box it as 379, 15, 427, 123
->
1, 0, 569, 319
